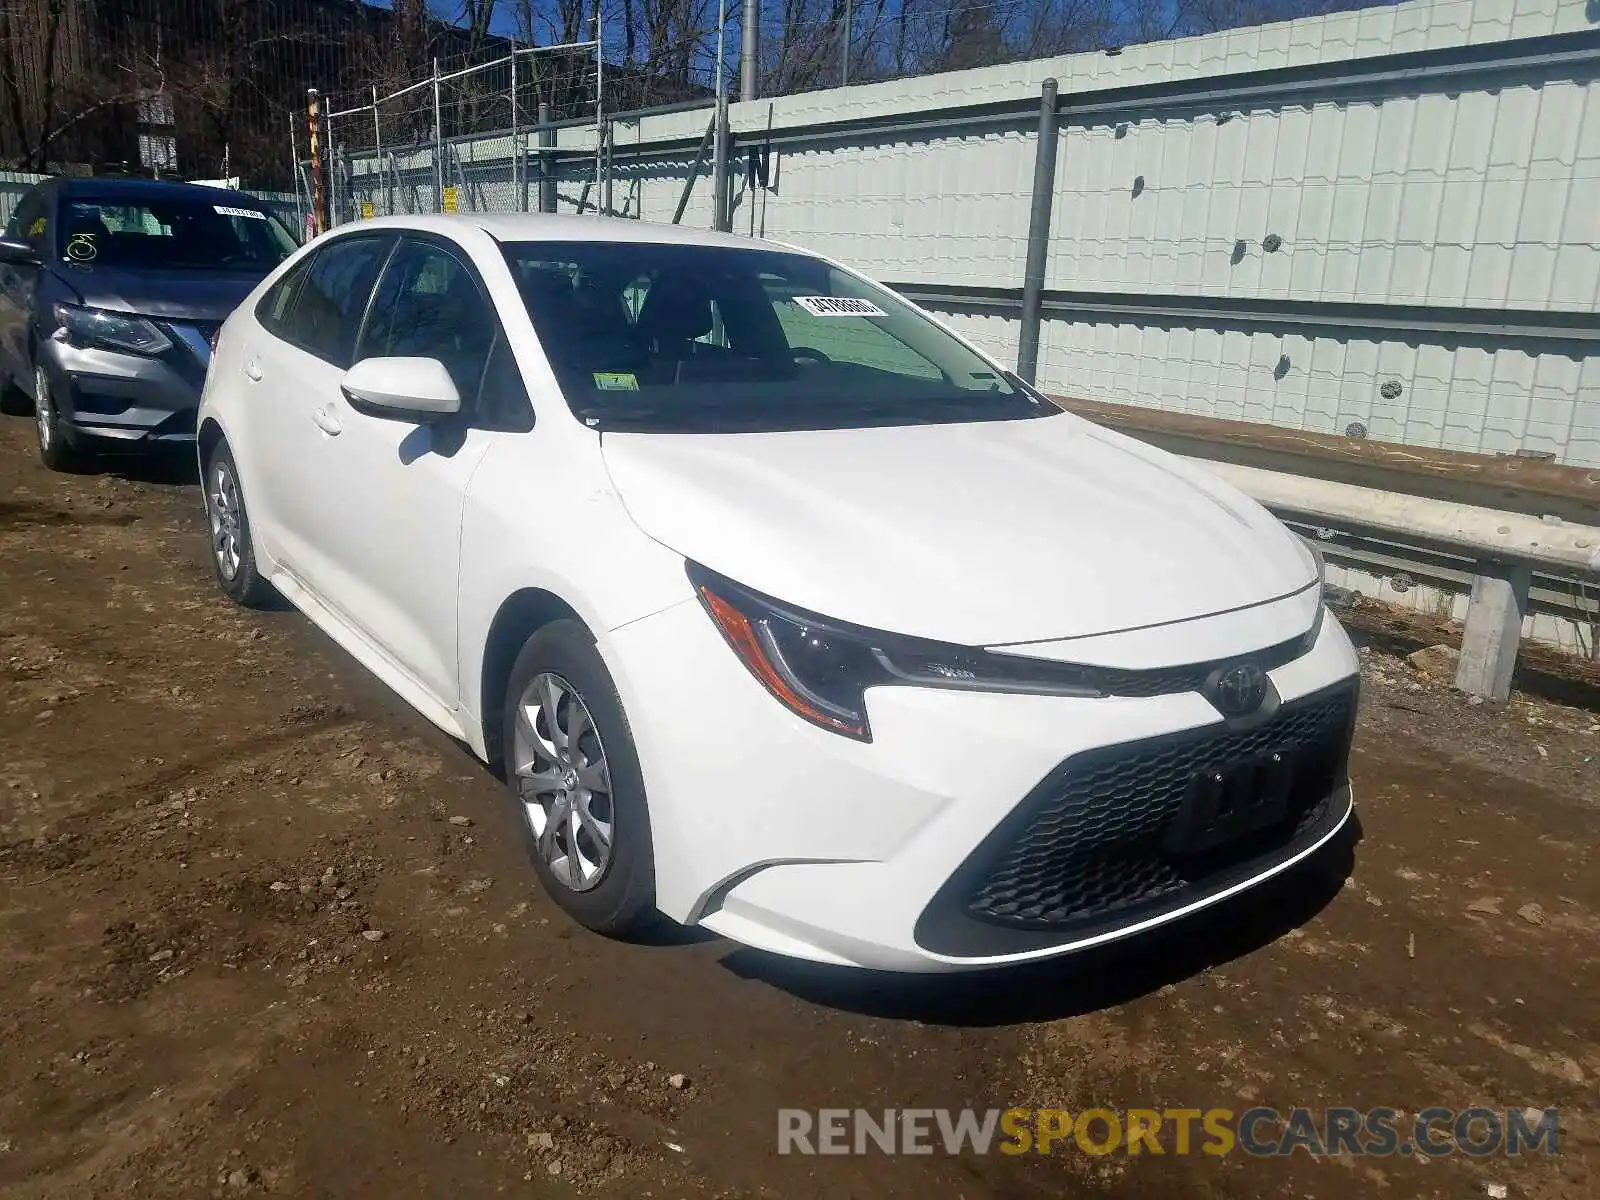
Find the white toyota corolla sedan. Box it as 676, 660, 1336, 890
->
197, 213, 1360, 972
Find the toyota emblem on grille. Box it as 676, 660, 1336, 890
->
1211, 663, 1268, 717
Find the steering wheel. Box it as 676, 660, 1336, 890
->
789, 346, 832, 366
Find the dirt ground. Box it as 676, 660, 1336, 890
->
0, 414, 1595, 1200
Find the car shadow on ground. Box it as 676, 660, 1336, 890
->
91, 446, 201, 487
716, 815, 1361, 1027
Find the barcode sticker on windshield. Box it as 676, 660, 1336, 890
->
214, 205, 266, 220
792, 296, 886, 318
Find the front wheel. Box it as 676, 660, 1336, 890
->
204, 440, 275, 608
34, 364, 83, 472
501, 619, 656, 935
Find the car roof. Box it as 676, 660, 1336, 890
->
46, 176, 271, 210
350, 212, 805, 255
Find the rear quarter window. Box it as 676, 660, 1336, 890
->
255, 261, 309, 333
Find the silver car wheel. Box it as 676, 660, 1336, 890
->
34, 365, 52, 451
208, 458, 243, 581
511, 672, 613, 892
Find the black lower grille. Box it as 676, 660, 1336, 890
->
914, 679, 1358, 956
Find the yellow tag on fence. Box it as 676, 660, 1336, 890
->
442, 187, 458, 213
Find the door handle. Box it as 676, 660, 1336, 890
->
311, 407, 342, 436
243, 359, 263, 382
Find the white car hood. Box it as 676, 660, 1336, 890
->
600, 412, 1317, 647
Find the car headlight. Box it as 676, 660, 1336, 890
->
52, 303, 171, 356
689, 564, 1106, 742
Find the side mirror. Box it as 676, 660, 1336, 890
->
340, 356, 461, 421
0, 237, 41, 267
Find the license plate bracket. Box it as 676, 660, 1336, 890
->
1164, 743, 1299, 855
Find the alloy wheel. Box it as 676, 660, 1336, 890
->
34, 366, 52, 451
510, 672, 614, 892
208, 458, 243, 581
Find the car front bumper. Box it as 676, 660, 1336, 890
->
40, 336, 205, 444
599, 596, 1362, 973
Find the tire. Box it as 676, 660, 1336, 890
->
501, 619, 656, 935
33, 363, 84, 472
203, 439, 275, 608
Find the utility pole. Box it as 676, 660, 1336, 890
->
740, 0, 759, 102
841, 0, 852, 86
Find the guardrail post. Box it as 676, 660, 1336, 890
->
1017, 78, 1059, 387
1455, 561, 1532, 702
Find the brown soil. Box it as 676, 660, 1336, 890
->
0, 416, 1595, 1199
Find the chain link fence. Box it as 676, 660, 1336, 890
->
300, 36, 603, 233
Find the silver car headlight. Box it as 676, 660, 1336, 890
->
53, 303, 172, 356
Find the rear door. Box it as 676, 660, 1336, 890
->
241, 231, 393, 580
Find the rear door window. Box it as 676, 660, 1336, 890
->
255, 261, 310, 334
277, 235, 392, 366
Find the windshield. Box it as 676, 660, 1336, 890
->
57, 195, 298, 272
502, 240, 1051, 432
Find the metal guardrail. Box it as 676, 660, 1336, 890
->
1075, 428, 1600, 700
894, 284, 1600, 352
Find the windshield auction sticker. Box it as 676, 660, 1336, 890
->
793, 296, 887, 318
592, 372, 639, 391
214, 205, 267, 220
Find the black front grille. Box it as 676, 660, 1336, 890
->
914, 680, 1358, 956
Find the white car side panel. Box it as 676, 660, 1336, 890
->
453, 430, 698, 760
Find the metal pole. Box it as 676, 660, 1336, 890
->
603, 120, 614, 215
841, 0, 852, 86
433, 58, 444, 213
713, 0, 730, 231
712, 97, 730, 232
537, 101, 555, 214
715, 0, 728, 100
306, 88, 325, 236
331, 142, 342, 227
672, 117, 716, 224
371, 85, 382, 217
510, 50, 521, 212
594, 8, 604, 206
741, 0, 759, 102
289, 113, 305, 236
1017, 78, 1059, 387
